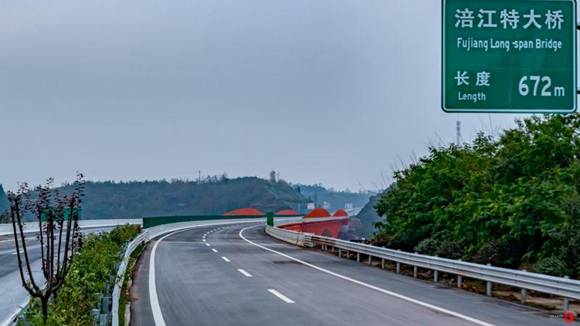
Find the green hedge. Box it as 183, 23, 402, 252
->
21, 224, 140, 325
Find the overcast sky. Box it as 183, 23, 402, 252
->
0, 0, 545, 191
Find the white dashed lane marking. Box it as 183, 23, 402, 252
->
268, 289, 295, 303
237, 269, 252, 278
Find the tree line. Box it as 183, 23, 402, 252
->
375, 114, 579, 278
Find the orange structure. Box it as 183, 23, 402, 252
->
279, 208, 348, 238
275, 209, 299, 216
304, 208, 331, 218
223, 208, 264, 216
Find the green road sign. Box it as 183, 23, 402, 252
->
442, 0, 577, 113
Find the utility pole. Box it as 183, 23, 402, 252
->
456, 120, 462, 146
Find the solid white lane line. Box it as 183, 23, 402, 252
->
211, 248, 218, 253
149, 236, 169, 326
239, 226, 495, 326
221, 256, 231, 262
149, 221, 260, 326
268, 289, 295, 303
237, 269, 253, 277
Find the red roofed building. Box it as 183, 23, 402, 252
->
333, 209, 349, 217
304, 208, 331, 218
223, 208, 264, 216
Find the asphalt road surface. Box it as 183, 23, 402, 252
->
132, 222, 566, 326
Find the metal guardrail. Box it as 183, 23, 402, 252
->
266, 225, 580, 309
111, 232, 148, 326
0, 219, 143, 236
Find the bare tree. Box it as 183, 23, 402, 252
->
8, 174, 84, 324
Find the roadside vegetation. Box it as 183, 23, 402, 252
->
20, 224, 140, 325
0, 211, 9, 223
375, 114, 580, 278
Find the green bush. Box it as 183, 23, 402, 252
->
375, 114, 580, 278
21, 224, 140, 325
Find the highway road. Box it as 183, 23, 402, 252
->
132, 222, 565, 326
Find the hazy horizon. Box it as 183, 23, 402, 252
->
1, 0, 543, 192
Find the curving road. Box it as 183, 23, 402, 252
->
131, 222, 568, 326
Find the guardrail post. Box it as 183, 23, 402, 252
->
368, 255, 372, 265
413, 266, 418, 278
457, 259, 463, 288
91, 308, 100, 325
563, 276, 570, 310
338, 248, 342, 257
396, 262, 400, 273
381, 258, 385, 269
357, 252, 360, 262
486, 281, 492, 296
434, 270, 439, 282
519, 269, 527, 303
520, 289, 527, 303
486, 264, 493, 296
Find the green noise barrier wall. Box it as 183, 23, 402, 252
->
143, 214, 300, 229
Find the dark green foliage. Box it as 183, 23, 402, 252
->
375, 114, 580, 278
0, 184, 8, 213
0, 211, 9, 223
52, 177, 308, 219
340, 195, 384, 240
22, 225, 140, 325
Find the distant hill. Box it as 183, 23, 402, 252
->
0, 184, 8, 213
55, 177, 308, 219
294, 184, 371, 212
340, 194, 385, 241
